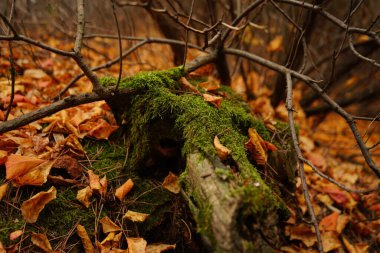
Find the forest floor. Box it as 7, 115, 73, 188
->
0, 35, 379, 253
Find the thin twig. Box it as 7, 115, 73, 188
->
111, 0, 123, 90
285, 72, 323, 253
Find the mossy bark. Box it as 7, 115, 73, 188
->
101, 68, 296, 252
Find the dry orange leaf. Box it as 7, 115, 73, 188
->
343, 237, 369, 253
5, 154, 45, 180
100, 232, 122, 249
13, 160, 54, 186
198, 81, 220, 92
123, 210, 150, 222
77, 224, 95, 253
203, 93, 222, 108
77, 186, 93, 208
99, 176, 107, 197
288, 224, 316, 247
322, 187, 349, 204
100, 216, 122, 233
88, 170, 101, 191
147, 243, 176, 253
245, 128, 267, 165
31, 233, 53, 253
213, 136, 231, 161
180, 77, 201, 94
146, 243, 176, 253
115, 179, 134, 201
319, 212, 339, 231
0, 241, 5, 253
86, 118, 118, 140
21, 186, 57, 223
9, 230, 23, 241
266, 35, 283, 52
162, 172, 180, 194
0, 183, 8, 201
53, 155, 83, 179
321, 231, 341, 252
0, 150, 7, 165
127, 237, 147, 253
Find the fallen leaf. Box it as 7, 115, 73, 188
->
336, 214, 350, 234
21, 186, 57, 223
99, 176, 107, 197
266, 35, 283, 52
0, 241, 5, 253
115, 179, 134, 201
123, 210, 150, 222
0, 150, 7, 165
321, 231, 341, 252
289, 224, 316, 247
0, 183, 8, 201
77, 224, 95, 253
77, 186, 93, 208
322, 187, 349, 204
319, 212, 339, 231
203, 93, 222, 108
86, 119, 118, 140
180, 77, 201, 94
88, 170, 101, 191
13, 160, 54, 186
162, 172, 180, 194
53, 155, 83, 179
127, 237, 147, 253
31, 233, 53, 252
198, 81, 220, 91
146, 243, 176, 253
100, 216, 122, 233
5, 154, 45, 180
245, 128, 267, 165
100, 232, 122, 249
9, 230, 23, 241
24, 69, 48, 79
343, 236, 369, 253
213, 136, 231, 161
306, 152, 326, 169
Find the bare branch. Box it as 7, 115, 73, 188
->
74, 0, 85, 53
285, 72, 323, 253
111, 0, 123, 90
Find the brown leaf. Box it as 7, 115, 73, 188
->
9, 230, 23, 241
77, 224, 95, 253
198, 81, 220, 92
162, 172, 180, 194
127, 237, 147, 253
5, 154, 45, 180
213, 136, 231, 161
31, 233, 53, 253
0, 183, 8, 201
0, 150, 8, 165
203, 93, 222, 108
115, 179, 134, 201
77, 186, 93, 208
245, 128, 267, 165
88, 170, 101, 191
180, 77, 201, 94
99, 176, 107, 197
100, 216, 122, 233
86, 119, 118, 140
13, 160, 54, 186
322, 187, 349, 204
0, 241, 5, 253
319, 212, 339, 231
289, 224, 316, 247
343, 237, 369, 253
21, 186, 57, 223
146, 243, 176, 253
24, 69, 48, 79
123, 210, 150, 222
53, 155, 83, 179
100, 232, 122, 249
321, 231, 341, 252
266, 35, 283, 52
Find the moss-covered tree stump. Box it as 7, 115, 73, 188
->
101, 68, 295, 252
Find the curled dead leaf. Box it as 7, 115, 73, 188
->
13, 160, 54, 186
0, 183, 8, 201
99, 176, 107, 197
5, 154, 45, 180
198, 81, 220, 92
127, 237, 147, 253
53, 155, 83, 179
162, 172, 180, 194
31, 233, 53, 253
9, 230, 23, 241
88, 170, 101, 191
180, 77, 201, 94
203, 93, 222, 108
21, 186, 57, 223
100, 232, 122, 249
245, 128, 267, 165
77, 224, 95, 253
213, 136, 231, 161
100, 216, 122, 233
123, 210, 150, 222
266, 35, 283, 52
115, 179, 134, 201
77, 186, 93, 208
146, 243, 176, 253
